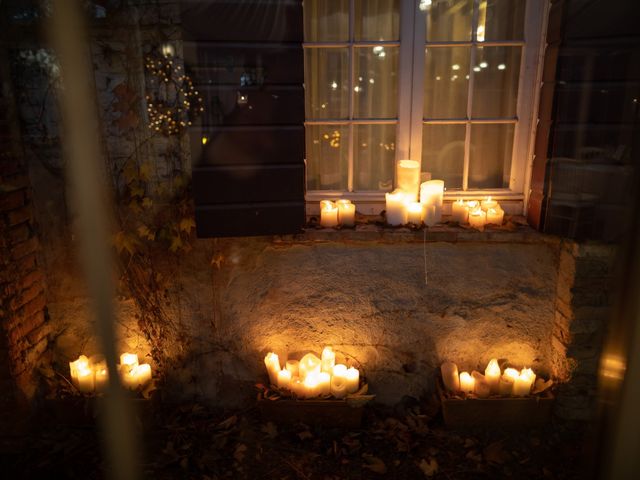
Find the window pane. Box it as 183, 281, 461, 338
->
306, 125, 349, 190
355, 0, 400, 41
472, 46, 521, 118
354, 124, 396, 191
469, 123, 515, 189
422, 124, 466, 189
424, 0, 473, 42
303, 0, 349, 42
354, 46, 399, 119
424, 47, 470, 119
304, 48, 349, 119
477, 0, 526, 42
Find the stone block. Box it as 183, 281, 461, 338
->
10, 237, 38, 260
7, 206, 31, 226
9, 282, 44, 310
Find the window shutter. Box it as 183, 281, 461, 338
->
181, 0, 305, 237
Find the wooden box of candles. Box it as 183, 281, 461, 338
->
438, 359, 554, 428
259, 347, 374, 428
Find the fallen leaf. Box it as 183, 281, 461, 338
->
362, 454, 387, 474
418, 458, 438, 477
233, 443, 247, 463
484, 440, 511, 465
261, 422, 278, 439
179, 217, 196, 233
216, 415, 237, 430
532, 378, 554, 394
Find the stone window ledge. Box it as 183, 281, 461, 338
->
271, 215, 561, 246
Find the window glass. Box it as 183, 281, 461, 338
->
304, 0, 349, 42
422, 124, 466, 189
424, 47, 470, 119
472, 46, 522, 118
304, 48, 350, 119
306, 125, 349, 190
478, 0, 526, 42
354, 124, 396, 191
354, 0, 400, 41
354, 46, 399, 119
468, 123, 515, 188
425, 0, 473, 42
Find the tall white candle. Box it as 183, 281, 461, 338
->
513, 368, 536, 396
396, 160, 421, 201
120, 353, 139, 373
337, 201, 355, 227
451, 199, 469, 224
385, 190, 408, 226
320, 201, 339, 227
286, 360, 299, 377
264, 352, 281, 385
440, 361, 460, 392
420, 180, 444, 222
345, 367, 360, 394
277, 369, 291, 389
459, 371, 475, 393
406, 202, 424, 225
303, 372, 320, 398
468, 208, 487, 230
321, 346, 336, 373
299, 353, 321, 380
484, 358, 501, 393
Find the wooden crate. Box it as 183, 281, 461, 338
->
258, 398, 365, 428
438, 379, 554, 428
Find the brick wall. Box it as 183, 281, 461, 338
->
0, 46, 50, 402
552, 240, 617, 420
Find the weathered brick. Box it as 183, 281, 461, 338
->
7, 206, 31, 226
0, 189, 25, 211
7, 311, 45, 347
10, 237, 38, 260
26, 322, 50, 346
8, 223, 31, 245
20, 269, 44, 290
9, 282, 44, 310
19, 294, 46, 319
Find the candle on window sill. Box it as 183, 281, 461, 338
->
397, 159, 421, 201
277, 369, 291, 389
320, 200, 339, 227
420, 180, 445, 222
286, 360, 299, 377
330, 364, 348, 398
459, 371, 475, 393
484, 358, 501, 393
441, 361, 460, 392
468, 208, 487, 230
120, 352, 139, 373
264, 352, 281, 385
321, 346, 336, 373
481, 196, 498, 211
486, 207, 504, 225
345, 367, 360, 394
303, 372, 320, 398
299, 353, 321, 380
475, 378, 491, 398
451, 199, 469, 224
498, 374, 515, 396
406, 202, 424, 225
76, 363, 95, 393
466, 200, 479, 211
318, 371, 331, 396
385, 190, 408, 226
336, 200, 355, 227
424, 204, 437, 227
290, 376, 305, 398
513, 368, 536, 397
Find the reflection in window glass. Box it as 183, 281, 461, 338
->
304, 48, 349, 119
354, 46, 399, 119
477, 0, 526, 42
425, 0, 473, 42
303, 0, 349, 42
306, 125, 349, 190
422, 124, 466, 189
424, 47, 470, 119
472, 46, 522, 118
355, 0, 400, 41
469, 124, 515, 188
354, 124, 396, 191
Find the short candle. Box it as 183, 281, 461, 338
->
320, 201, 339, 228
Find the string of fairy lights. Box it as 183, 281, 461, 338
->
144, 48, 204, 136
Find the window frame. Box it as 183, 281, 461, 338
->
304, 0, 549, 216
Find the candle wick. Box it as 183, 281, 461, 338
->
423, 226, 428, 286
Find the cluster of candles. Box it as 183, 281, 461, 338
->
319, 199, 356, 227
451, 198, 505, 229
264, 346, 361, 399
68, 353, 152, 394
441, 359, 537, 398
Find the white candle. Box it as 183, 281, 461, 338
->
321, 346, 336, 373
484, 358, 501, 394
423, 204, 437, 227
396, 159, 421, 200
498, 374, 514, 396
440, 361, 460, 392
459, 371, 475, 393
486, 207, 504, 225
475, 378, 491, 398
466, 200, 479, 211
406, 202, 423, 225
277, 369, 292, 389
303, 372, 320, 398
330, 366, 348, 399
299, 353, 321, 380
264, 352, 281, 385
503, 368, 520, 384
120, 352, 139, 372
286, 360, 299, 377
337, 201, 355, 227
318, 372, 331, 396
385, 190, 408, 226
320, 201, 339, 227
135, 363, 152, 386
481, 196, 498, 211
345, 367, 360, 394
468, 208, 487, 230
290, 376, 305, 398
76, 365, 95, 393
69, 355, 90, 385
451, 199, 469, 224
420, 180, 444, 222
513, 368, 536, 397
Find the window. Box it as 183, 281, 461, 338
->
303, 0, 548, 212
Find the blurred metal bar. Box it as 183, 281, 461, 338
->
49, 1, 138, 480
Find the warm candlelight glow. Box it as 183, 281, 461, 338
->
420, 180, 445, 223
441, 361, 460, 392
468, 208, 487, 230
406, 202, 424, 225
320, 201, 339, 227
337, 201, 356, 227
486, 207, 504, 225
321, 346, 336, 373
451, 199, 469, 224
397, 160, 421, 200
459, 371, 474, 393
481, 196, 498, 211
385, 190, 408, 226
484, 358, 501, 393
299, 353, 322, 380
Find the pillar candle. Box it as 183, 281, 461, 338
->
503, 368, 520, 382
468, 208, 487, 230
440, 361, 460, 392
466, 200, 479, 211
459, 371, 474, 393
337, 201, 355, 227
481, 196, 498, 211
290, 377, 305, 398
396, 160, 421, 201
277, 369, 292, 389
498, 374, 514, 396
484, 358, 501, 393
321, 346, 336, 373
406, 202, 424, 225
513, 368, 536, 396
420, 180, 445, 222
135, 363, 152, 386
424, 204, 437, 227
345, 367, 360, 394
320, 201, 339, 227
69, 355, 90, 385
451, 199, 469, 224
475, 379, 491, 398
286, 360, 299, 377
486, 207, 504, 225
299, 353, 321, 380
264, 352, 281, 385
385, 190, 408, 226
318, 372, 331, 396
330, 366, 348, 399
76, 365, 95, 393
303, 372, 320, 398
120, 352, 139, 372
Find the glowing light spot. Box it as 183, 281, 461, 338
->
331, 81, 338, 90
452, 64, 460, 71
498, 63, 506, 70
473, 66, 481, 72
419, 0, 432, 11
201, 136, 208, 145
480, 61, 488, 68
354, 86, 361, 93
369, 78, 375, 84
372, 46, 384, 54
435, 76, 441, 81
